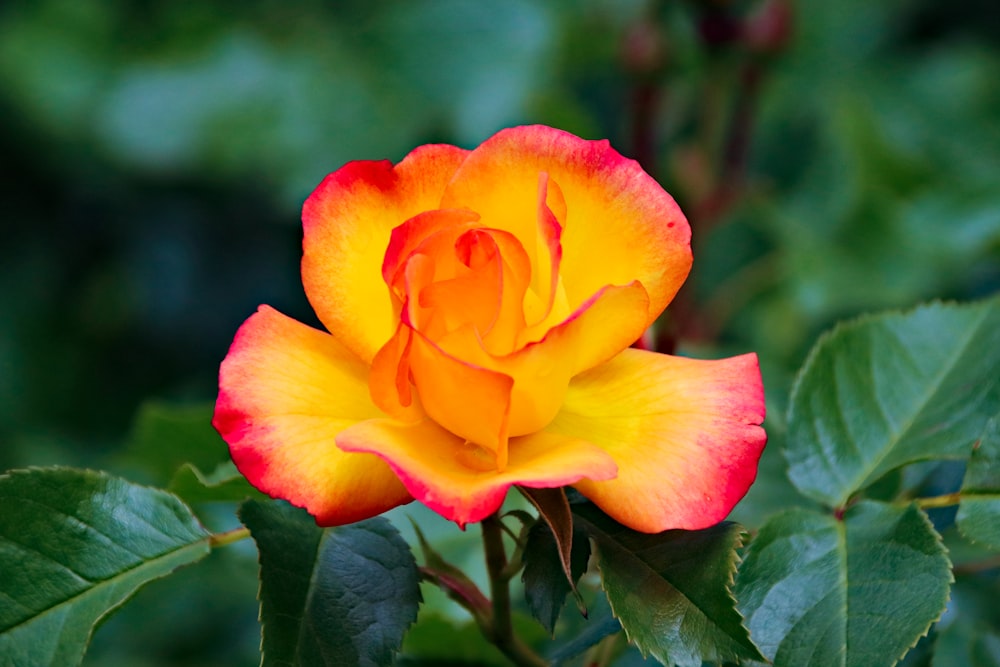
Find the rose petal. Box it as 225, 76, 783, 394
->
369, 322, 424, 423
336, 419, 618, 528
523, 172, 565, 329
303, 144, 469, 363
398, 225, 531, 356
546, 348, 766, 533
411, 281, 651, 449
440, 125, 691, 330
382, 207, 482, 296
371, 227, 527, 448
406, 326, 514, 468
213, 305, 412, 525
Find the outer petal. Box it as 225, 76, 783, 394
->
547, 348, 766, 533
336, 419, 617, 528
440, 125, 691, 327
302, 144, 470, 363
213, 305, 412, 525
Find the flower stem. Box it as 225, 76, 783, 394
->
209, 526, 251, 548
481, 514, 548, 667
914, 492, 963, 510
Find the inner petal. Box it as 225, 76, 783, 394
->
526, 172, 565, 325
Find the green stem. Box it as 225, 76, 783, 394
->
209, 526, 251, 548
481, 514, 548, 667
914, 492, 963, 510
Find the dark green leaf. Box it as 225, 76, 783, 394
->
521, 518, 591, 635
957, 416, 1000, 548
573, 502, 761, 667
736, 502, 952, 667
518, 486, 575, 589
239, 499, 420, 667
0, 467, 211, 666
786, 297, 1000, 508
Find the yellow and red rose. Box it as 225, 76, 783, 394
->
213, 125, 766, 532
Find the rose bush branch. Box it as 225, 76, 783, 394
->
482, 513, 548, 667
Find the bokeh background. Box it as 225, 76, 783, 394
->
2, 0, 999, 664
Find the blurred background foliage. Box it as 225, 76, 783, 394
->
2, 0, 999, 664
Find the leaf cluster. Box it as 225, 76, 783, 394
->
2, 298, 1000, 666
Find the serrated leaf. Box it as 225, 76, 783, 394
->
736, 502, 952, 667
521, 518, 591, 635
957, 415, 1000, 548
239, 500, 420, 667
0, 467, 211, 666
572, 502, 762, 667
786, 297, 1000, 507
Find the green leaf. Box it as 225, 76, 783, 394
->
957, 415, 1000, 548
521, 517, 591, 635
121, 402, 260, 505
122, 401, 228, 484
572, 502, 762, 667
518, 486, 576, 590
786, 297, 1000, 507
0, 467, 211, 666
736, 502, 952, 667
239, 499, 421, 667
167, 460, 261, 504
518, 485, 590, 633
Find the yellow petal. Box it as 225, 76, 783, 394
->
545, 348, 766, 533
440, 125, 691, 327
336, 419, 617, 528
213, 305, 412, 525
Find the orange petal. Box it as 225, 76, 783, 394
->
422, 281, 651, 444
368, 322, 424, 423
403, 226, 530, 356
336, 419, 617, 528
440, 125, 691, 326
213, 305, 412, 525
526, 172, 565, 327
302, 144, 469, 363
405, 326, 514, 468
417, 230, 507, 342
382, 207, 482, 295
546, 348, 766, 533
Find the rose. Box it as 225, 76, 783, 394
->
213, 125, 766, 532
